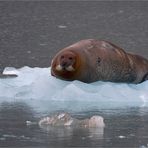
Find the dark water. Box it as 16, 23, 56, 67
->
0, 100, 148, 148
1, 1, 148, 71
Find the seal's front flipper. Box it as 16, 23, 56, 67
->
141, 73, 148, 83
0, 73, 18, 79
144, 74, 148, 81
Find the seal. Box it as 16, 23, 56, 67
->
51, 39, 148, 83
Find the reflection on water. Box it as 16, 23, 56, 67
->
0, 100, 148, 147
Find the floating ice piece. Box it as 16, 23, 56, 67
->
58, 25, 67, 29
0, 66, 148, 110
38, 112, 105, 128
118, 135, 126, 139
3, 67, 19, 75
58, 113, 66, 119
26, 121, 37, 126
3, 134, 17, 138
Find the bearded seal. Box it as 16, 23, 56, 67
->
51, 39, 148, 83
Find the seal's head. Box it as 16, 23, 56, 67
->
51, 50, 81, 80
55, 51, 76, 72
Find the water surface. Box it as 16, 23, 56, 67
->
0, 67, 148, 147
0, 100, 148, 147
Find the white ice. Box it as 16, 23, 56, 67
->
0, 66, 148, 110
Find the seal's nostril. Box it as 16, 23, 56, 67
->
61, 62, 67, 67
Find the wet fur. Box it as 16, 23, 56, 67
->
51, 39, 148, 83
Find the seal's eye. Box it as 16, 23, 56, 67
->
97, 57, 101, 63
61, 56, 64, 59
69, 57, 73, 60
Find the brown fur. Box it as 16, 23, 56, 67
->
51, 39, 148, 83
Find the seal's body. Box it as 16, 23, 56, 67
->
51, 39, 148, 83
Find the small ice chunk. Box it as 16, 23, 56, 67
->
119, 10, 124, 13
58, 25, 67, 29
39, 43, 47, 46
64, 119, 73, 126
89, 116, 105, 128
20, 135, 30, 140
0, 137, 6, 141
3, 67, 19, 75
38, 117, 51, 125
38, 112, 105, 128
58, 113, 66, 119
3, 134, 17, 138
118, 135, 126, 139
27, 50, 31, 54
26, 121, 37, 126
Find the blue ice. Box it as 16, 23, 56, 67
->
0, 66, 148, 110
